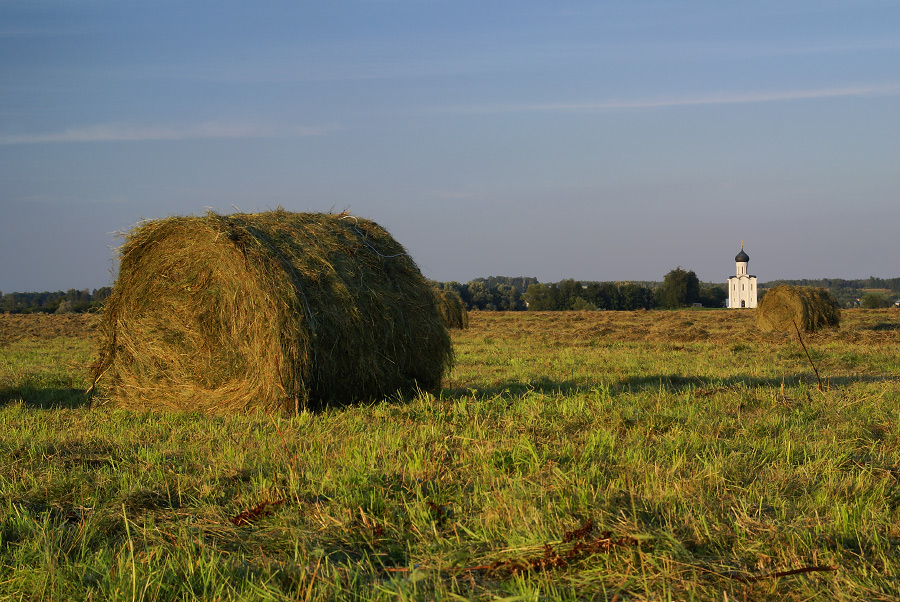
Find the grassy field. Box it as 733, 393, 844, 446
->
1, 309, 899, 601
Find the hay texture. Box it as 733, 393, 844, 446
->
434, 288, 469, 330
92, 210, 452, 414
756, 285, 841, 334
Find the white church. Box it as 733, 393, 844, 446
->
727, 242, 757, 308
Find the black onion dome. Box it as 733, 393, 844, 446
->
735, 248, 749, 262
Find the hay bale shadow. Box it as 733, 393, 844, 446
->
0, 386, 89, 410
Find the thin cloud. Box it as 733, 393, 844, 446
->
0, 122, 340, 145
438, 83, 900, 114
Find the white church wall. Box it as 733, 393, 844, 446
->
728, 249, 758, 308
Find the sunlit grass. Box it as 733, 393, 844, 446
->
0, 309, 898, 600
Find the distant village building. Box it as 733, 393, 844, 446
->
727, 242, 757, 309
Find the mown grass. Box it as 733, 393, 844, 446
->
1, 309, 899, 600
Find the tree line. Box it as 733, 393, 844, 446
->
437, 271, 899, 311
0, 288, 112, 314
764, 278, 900, 308
436, 269, 727, 311
3, 273, 897, 314
768, 276, 900, 293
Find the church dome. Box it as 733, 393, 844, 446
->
735, 247, 749, 263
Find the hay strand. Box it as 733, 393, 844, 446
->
91, 210, 452, 414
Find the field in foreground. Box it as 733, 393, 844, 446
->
1, 309, 899, 601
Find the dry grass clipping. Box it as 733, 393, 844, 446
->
91, 210, 452, 414
756, 284, 841, 333
433, 288, 469, 329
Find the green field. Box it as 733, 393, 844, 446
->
1, 309, 899, 600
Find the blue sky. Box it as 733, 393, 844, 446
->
2, 0, 898, 292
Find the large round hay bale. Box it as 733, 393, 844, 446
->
434, 288, 469, 329
756, 284, 841, 333
91, 210, 452, 414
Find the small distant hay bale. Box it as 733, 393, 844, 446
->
756, 285, 841, 334
91, 210, 453, 414
434, 288, 469, 329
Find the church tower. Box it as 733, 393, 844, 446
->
728, 242, 757, 308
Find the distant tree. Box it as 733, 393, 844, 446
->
699, 284, 728, 308
592, 282, 622, 310
552, 279, 576, 308
92, 287, 113, 301
861, 292, 889, 309
524, 283, 554, 311
55, 299, 74, 314
466, 280, 495, 310
657, 267, 701, 308
571, 297, 598, 311
620, 283, 656, 310
481, 276, 538, 291
432, 279, 527, 311
495, 284, 525, 311
90, 287, 113, 310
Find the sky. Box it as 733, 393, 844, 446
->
1, 0, 898, 293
